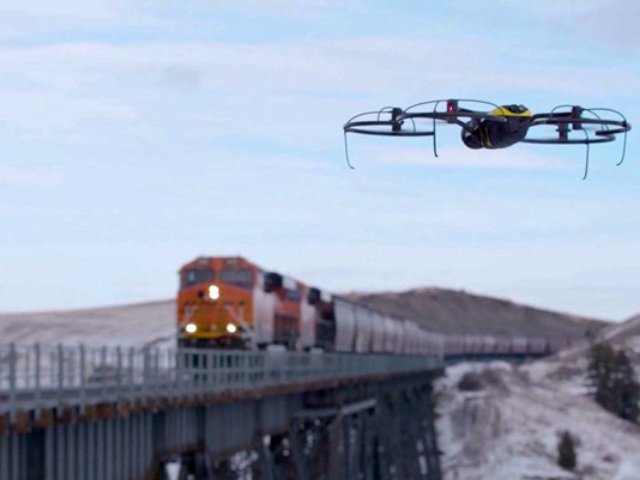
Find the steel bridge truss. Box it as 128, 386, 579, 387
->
0, 344, 443, 479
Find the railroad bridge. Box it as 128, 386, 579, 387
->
0, 345, 445, 480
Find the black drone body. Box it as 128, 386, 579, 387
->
343, 99, 631, 179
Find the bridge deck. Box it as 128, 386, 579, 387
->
0, 344, 443, 425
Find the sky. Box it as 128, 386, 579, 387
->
0, 1, 639, 320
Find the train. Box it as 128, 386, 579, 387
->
176, 256, 577, 357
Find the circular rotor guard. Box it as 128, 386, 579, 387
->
343, 107, 435, 137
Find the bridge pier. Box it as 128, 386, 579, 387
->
0, 347, 444, 480
0, 387, 442, 480
289, 421, 310, 480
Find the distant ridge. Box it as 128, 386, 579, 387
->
0, 300, 176, 348
348, 287, 607, 337
599, 313, 640, 346
0, 289, 609, 347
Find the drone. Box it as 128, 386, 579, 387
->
343, 99, 631, 179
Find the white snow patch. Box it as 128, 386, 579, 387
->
0, 300, 176, 348
436, 361, 640, 480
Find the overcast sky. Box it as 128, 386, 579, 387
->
0, 1, 639, 320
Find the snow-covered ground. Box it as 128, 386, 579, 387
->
437, 358, 640, 480
0, 300, 176, 349
437, 315, 640, 479
526, 314, 640, 393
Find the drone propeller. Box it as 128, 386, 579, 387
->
342, 106, 433, 169
524, 105, 631, 179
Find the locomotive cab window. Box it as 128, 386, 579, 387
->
181, 269, 215, 289
285, 288, 301, 302
307, 287, 321, 305
220, 269, 254, 289
263, 272, 283, 293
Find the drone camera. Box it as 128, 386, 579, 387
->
446, 100, 458, 123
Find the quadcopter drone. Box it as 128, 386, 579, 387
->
343, 99, 631, 179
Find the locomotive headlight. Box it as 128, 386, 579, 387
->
226, 323, 237, 334
208, 285, 220, 300
185, 323, 197, 334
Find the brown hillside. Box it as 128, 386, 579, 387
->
348, 288, 607, 337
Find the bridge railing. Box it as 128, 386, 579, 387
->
0, 344, 442, 419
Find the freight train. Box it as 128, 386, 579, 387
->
176, 256, 577, 357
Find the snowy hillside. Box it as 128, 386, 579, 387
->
0, 300, 176, 348
601, 314, 640, 349
437, 314, 640, 479
526, 313, 640, 393
437, 362, 640, 480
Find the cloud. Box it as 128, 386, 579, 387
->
348, 142, 569, 170
502, 0, 640, 51
2, 36, 637, 97
199, 0, 366, 19
0, 165, 61, 186
0, 0, 115, 18
0, 36, 636, 147
160, 65, 204, 90
0, 90, 136, 137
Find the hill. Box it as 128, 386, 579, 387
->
527, 311, 640, 393
0, 288, 610, 348
437, 361, 640, 479
348, 287, 606, 337
0, 300, 175, 348
455, 313, 640, 478
600, 313, 640, 347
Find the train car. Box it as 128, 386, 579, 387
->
382, 315, 395, 353
353, 305, 374, 353
333, 297, 357, 352
443, 334, 464, 357
272, 276, 304, 349
510, 335, 529, 355
527, 336, 548, 356
463, 334, 483, 355
307, 287, 336, 351
480, 334, 497, 355
547, 336, 578, 354
493, 335, 512, 355
298, 285, 317, 351
392, 316, 406, 353
403, 321, 424, 355
429, 332, 445, 358
177, 256, 305, 349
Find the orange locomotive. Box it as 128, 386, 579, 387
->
177, 256, 333, 349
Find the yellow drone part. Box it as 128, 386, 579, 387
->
490, 105, 532, 118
